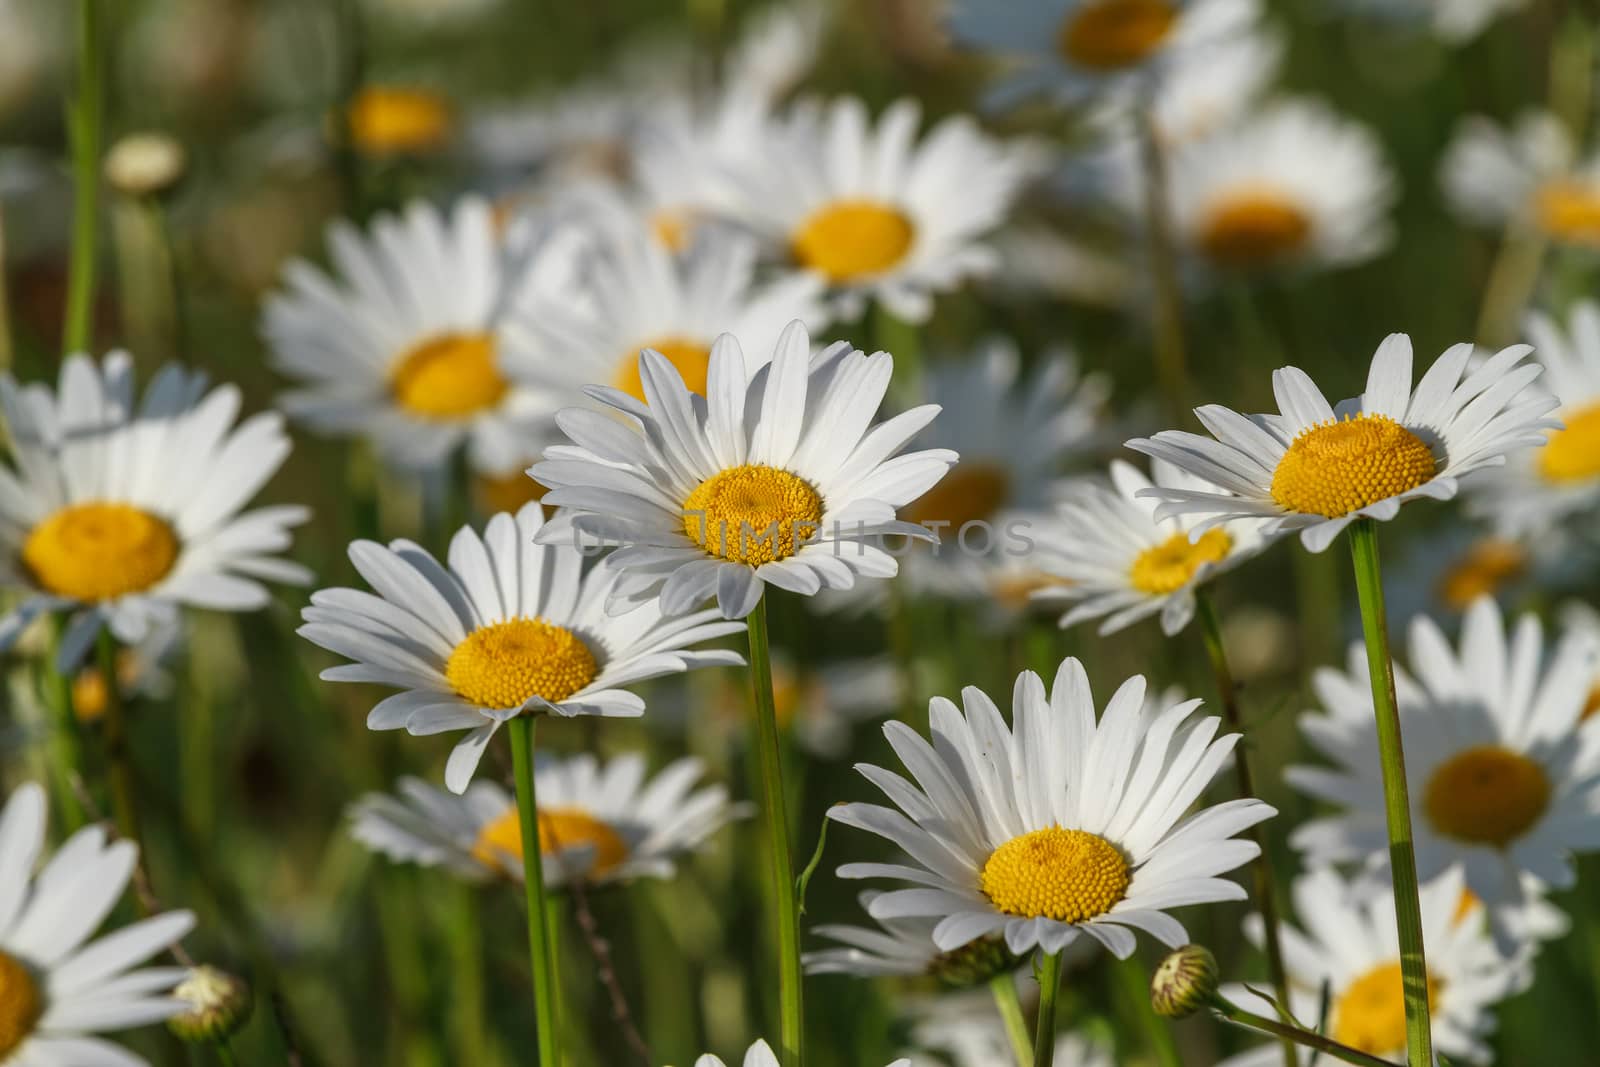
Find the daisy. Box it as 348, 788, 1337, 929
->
914, 1009, 1115, 1067
344, 86, 453, 157
529, 321, 959, 620
264, 196, 584, 472
1035, 458, 1272, 636
1127, 334, 1559, 552
725, 96, 1043, 322
1217, 866, 1524, 1066
828, 658, 1275, 959
804, 891, 1018, 984
1287, 597, 1600, 922
0, 353, 308, 671
69, 618, 181, 726
1135, 20, 1282, 146
298, 503, 746, 792
694, 1040, 906, 1067
350, 754, 743, 886
0, 782, 197, 1067
710, 654, 901, 759
1440, 110, 1600, 248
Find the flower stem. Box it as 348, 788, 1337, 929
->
447, 882, 488, 1067
989, 974, 1033, 1067
214, 1039, 239, 1067
63, 0, 104, 356
508, 714, 562, 1067
97, 631, 146, 872
1194, 592, 1295, 1067
1346, 519, 1432, 1067
41, 625, 87, 831
746, 597, 805, 1067
1136, 105, 1190, 424
1033, 951, 1064, 1067
1212, 994, 1402, 1067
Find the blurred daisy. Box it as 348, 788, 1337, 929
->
728, 97, 1043, 322
1138, 21, 1282, 146
265, 196, 582, 472
1382, 525, 1544, 626
1561, 601, 1600, 723
1036, 458, 1271, 636
694, 1040, 905, 1067
1440, 111, 1600, 248
710, 654, 900, 759
299, 503, 745, 792
0, 354, 308, 670
350, 755, 743, 886
1128, 334, 1559, 552
1341, 0, 1529, 44
914, 1009, 1115, 1067
1218, 866, 1522, 1066
70, 618, 181, 725
344, 85, 453, 157
1288, 598, 1600, 924
0, 782, 196, 1067
804, 891, 1017, 983
531, 322, 958, 620
829, 659, 1274, 958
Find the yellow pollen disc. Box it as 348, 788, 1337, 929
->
1434, 539, 1528, 611
444, 618, 598, 710
1332, 962, 1439, 1056
682, 465, 825, 565
0, 950, 42, 1059
1423, 745, 1550, 848
390, 333, 508, 420
1058, 0, 1178, 71
1538, 401, 1600, 482
474, 471, 548, 517
346, 87, 451, 156
899, 462, 1012, 530
979, 827, 1130, 923
770, 662, 804, 730
614, 338, 714, 403
1534, 180, 1600, 245
1582, 682, 1600, 723
791, 200, 915, 282
1269, 414, 1437, 519
1198, 189, 1313, 268
470, 806, 629, 878
22, 503, 180, 602
1129, 529, 1233, 595
652, 211, 693, 252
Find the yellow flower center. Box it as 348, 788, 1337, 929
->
791, 200, 916, 282
899, 462, 1012, 531
0, 951, 41, 1059
347, 87, 452, 156
979, 827, 1130, 923
1058, 0, 1178, 71
1537, 401, 1600, 482
1331, 962, 1438, 1056
1423, 745, 1550, 848
444, 618, 599, 710
1198, 190, 1313, 269
770, 662, 805, 730
22, 503, 180, 602
682, 465, 824, 565
391, 333, 508, 420
614, 337, 714, 403
473, 471, 548, 517
470, 806, 629, 878
1129, 529, 1233, 595
1434, 539, 1528, 611
1534, 180, 1600, 245
1269, 414, 1437, 519
652, 210, 694, 252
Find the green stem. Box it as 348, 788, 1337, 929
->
1115, 955, 1180, 1067
97, 631, 146, 870
746, 597, 804, 1067
1136, 105, 1190, 424
1033, 951, 1064, 1067
214, 1038, 239, 1067
1212, 996, 1402, 1067
63, 0, 104, 356
42, 625, 87, 831
1346, 520, 1432, 1067
448, 882, 488, 1067
1474, 230, 1546, 347
1194, 592, 1295, 1067
509, 714, 562, 1067
989, 974, 1033, 1067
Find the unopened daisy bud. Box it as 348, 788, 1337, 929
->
105, 132, 187, 198
930, 935, 1018, 988
1150, 944, 1219, 1019
168, 965, 252, 1043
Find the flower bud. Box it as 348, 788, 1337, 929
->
105, 133, 186, 199
168, 965, 252, 1043
1150, 944, 1219, 1019
929, 934, 1019, 988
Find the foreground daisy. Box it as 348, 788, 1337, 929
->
298, 503, 745, 791
0, 354, 308, 669
694, 1039, 906, 1067
350, 755, 742, 886
1440, 111, 1600, 248
1128, 334, 1558, 551
0, 782, 196, 1066
531, 321, 958, 620
829, 658, 1274, 958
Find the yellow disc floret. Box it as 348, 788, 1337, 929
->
1535, 180, 1600, 246
1269, 414, 1437, 518
1198, 190, 1312, 269
1434, 539, 1528, 611
391, 333, 508, 420
1423, 745, 1550, 848
1129, 529, 1233, 595
1058, 0, 1177, 71
980, 827, 1130, 923
0, 950, 41, 1059
445, 618, 599, 710
22, 503, 180, 602
791, 200, 915, 282
900, 462, 1012, 531
614, 337, 714, 403
682, 465, 824, 565
1332, 962, 1438, 1056
1538, 401, 1600, 482
346, 87, 451, 156
470, 806, 629, 878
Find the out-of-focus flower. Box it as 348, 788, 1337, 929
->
1441, 111, 1600, 248
344, 86, 453, 157
0, 0, 49, 121
705, 654, 900, 759
693, 1040, 906, 1067
803, 891, 1017, 984
104, 133, 187, 199
70, 618, 181, 725
912, 1004, 1115, 1067
168, 965, 252, 1044
1338, 0, 1529, 44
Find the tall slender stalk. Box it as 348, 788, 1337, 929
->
1211, 995, 1402, 1067
746, 597, 804, 1067
1346, 520, 1432, 1067
1033, 951, 1064, 1067
63, 0, 104, 356
447, 882, 488, 1067
42, 626, 87, 831
1194, 592, 1295, 1067
1136, 106, 1189, 424
989, 973, 1033, 1067
508, 714, 562, 1067
97, 631, 145, 865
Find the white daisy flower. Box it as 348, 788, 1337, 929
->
828, 658, 1275, 959
1440, 110, 1600, 247
1287, 597, 1600, 923
804, 891, 1018, 983
914, 1009, 1115, 1067
69, 617, 182, 726
298, 503, 746, 792
264, 196, 585, 472
1339, 0, 1528, 44
725, 97, 1043, 322
350, 754, 743, 887
1217, 866, 1523, 1066
1035, 458, 1272, 636
0, 782, 197, 1067
1138, 20, 1282, 146
694, 1039, 906, 1067
1127, 334, 1559, 552
529, 321, 959, 620
0, 353, 309, 671
712, 654, 902, 759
